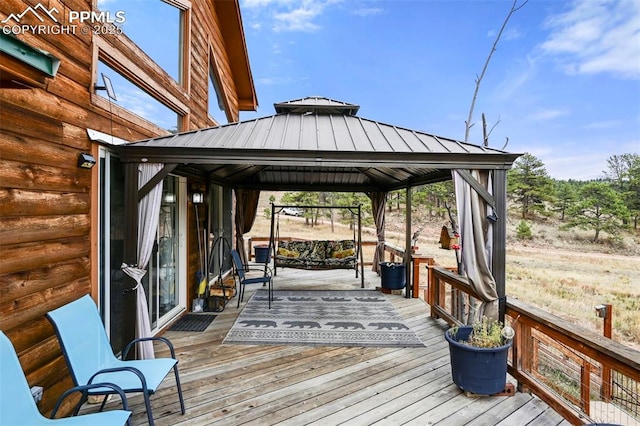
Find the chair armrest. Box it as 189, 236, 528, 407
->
50, 382, 130, 420
245, 265, 273, 277
87, 366, 148, 391
123, 336, 176, 359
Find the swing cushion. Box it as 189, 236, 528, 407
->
276, 240, 356, 269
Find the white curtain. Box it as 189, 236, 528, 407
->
121, 163, 164, 359
454, 169, 499, 323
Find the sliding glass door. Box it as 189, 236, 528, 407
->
100, 156, 187, 352
145, 175, 186, 330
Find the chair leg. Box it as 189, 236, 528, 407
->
236, 284, 244, 308
143, 391, 154, 426
173, 364, 186, 414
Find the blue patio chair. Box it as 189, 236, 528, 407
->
231, 249, 273, 309
46, 295, 185, 426
0, 331, 131, 425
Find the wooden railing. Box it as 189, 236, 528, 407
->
428, 266, 640, 426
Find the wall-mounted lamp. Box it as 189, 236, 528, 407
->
163, 193, 176, 204
192, 192, 205, 204
77, 153, 96, 169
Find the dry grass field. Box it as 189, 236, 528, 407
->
246, 193, 640, 352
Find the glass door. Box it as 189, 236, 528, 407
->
98, 149, 126, 354
145, 175, 186, 330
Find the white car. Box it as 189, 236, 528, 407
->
282, 207, 303, 216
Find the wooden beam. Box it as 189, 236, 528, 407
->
457, 169, 496, 210
138, 164, 178, 201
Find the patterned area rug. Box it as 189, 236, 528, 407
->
223, 289, 425, 347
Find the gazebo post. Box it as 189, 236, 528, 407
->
122, 162, 139, 358
405, 185, 412, 298
492, 169, 508, 322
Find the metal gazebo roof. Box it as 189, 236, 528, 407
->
117, 96, 520, 192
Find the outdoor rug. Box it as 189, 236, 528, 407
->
223, 289, 425, 347
168, 313, 217, 332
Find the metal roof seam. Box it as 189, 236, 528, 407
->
373, 120, 394, 151
342, 115, 358, 150
315, 114, 320, 149
410, 129, 433, 153
240, 115, 262, 148
431, 134, 452, 153
221, 120, 243, 148
261, 115, 276, 149
391, 124, 413, 151
279, 114, 290, 149
328, 115, 339, 150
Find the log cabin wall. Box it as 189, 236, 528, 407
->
0, 0, 255, 416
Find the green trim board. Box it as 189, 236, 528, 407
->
0, 33, 60, 77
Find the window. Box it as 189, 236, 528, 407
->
98, 0, 188, 84
98, 60, 179, 132
208, 50, 229, 124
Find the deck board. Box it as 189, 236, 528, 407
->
94, 267, 568, 425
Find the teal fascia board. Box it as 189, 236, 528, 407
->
0, 33, 60, 77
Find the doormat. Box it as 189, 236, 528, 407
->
168, 313, 217, 332
223, 289, 425, 348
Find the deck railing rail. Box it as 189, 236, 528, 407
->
428, 266, 640, 426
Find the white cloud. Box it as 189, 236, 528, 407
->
352, 7, 383, 17
530, 108, 571, 121
241, 0, 342, 33
541, 0, 640, 79
583, 120, 623, 130
487, 27, 521, 41
274, 6, 321, 32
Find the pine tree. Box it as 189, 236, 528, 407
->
563, 182, 630, 242
507, 153, 554, 219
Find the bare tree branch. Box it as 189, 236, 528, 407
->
464, 0, 528, 143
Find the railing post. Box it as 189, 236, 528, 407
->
600, 304, 613, 402
412, 257, 420, 299
581, 361, 592, 417
430, 270, 439, 319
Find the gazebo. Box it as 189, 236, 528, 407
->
116, 96, 520, 346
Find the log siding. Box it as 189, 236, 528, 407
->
0, 0, 256, 416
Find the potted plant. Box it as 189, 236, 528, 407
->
445, 316, 515, 395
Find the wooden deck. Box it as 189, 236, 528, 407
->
109, 268, 571, 425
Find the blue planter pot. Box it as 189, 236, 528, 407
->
379, 262, 406, 290
445, 326, 512, 395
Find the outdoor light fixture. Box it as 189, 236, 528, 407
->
192, 192, 205, 204
594, 304, 608, 318
163, 193, 176, 204
77, 153, 96, 169
94, 73, 117, 101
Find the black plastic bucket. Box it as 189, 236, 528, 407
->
379, 262, 406, 290
254, 245, 271, 263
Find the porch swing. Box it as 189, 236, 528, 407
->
268, 204, 365, 288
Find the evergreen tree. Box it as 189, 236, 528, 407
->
507, 153, 554, 219
627, 158, 640, 229
563, 182, 629, 242
553, 180, 578, 221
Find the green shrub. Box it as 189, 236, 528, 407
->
516, 220, 533, 240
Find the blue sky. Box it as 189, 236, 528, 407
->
100, 0, 639, 181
